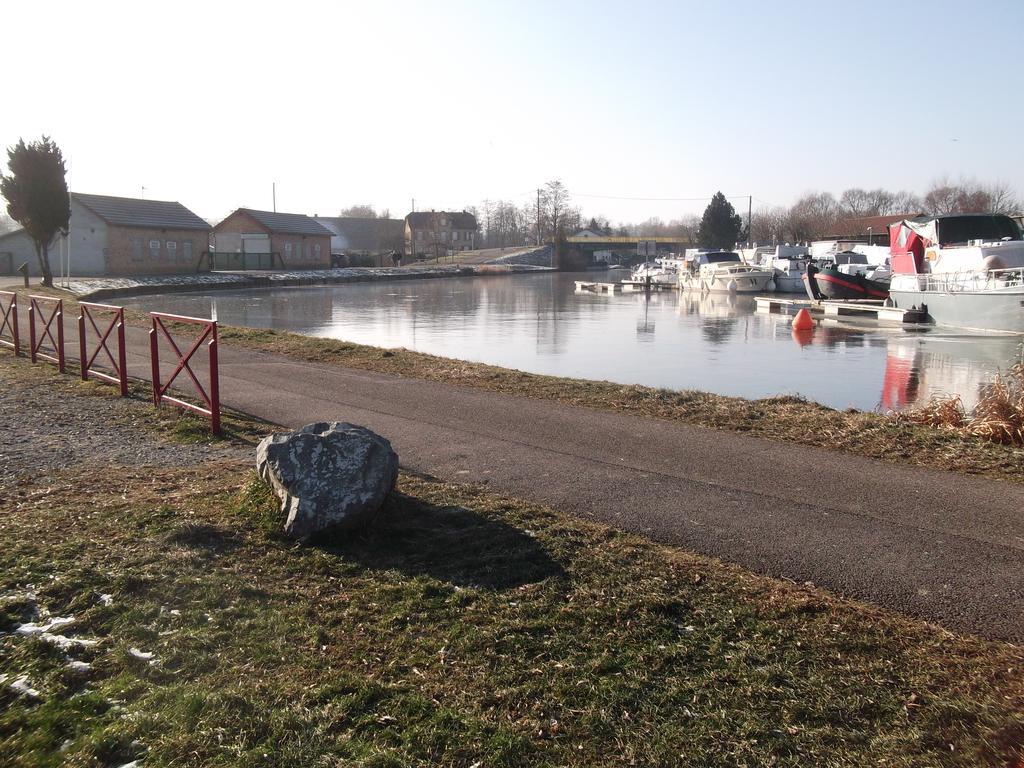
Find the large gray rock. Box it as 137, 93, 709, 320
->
256, 422, 399, 541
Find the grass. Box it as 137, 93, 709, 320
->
0, 360, 1023, 765
3, 466, 1024, 766
906, 361, 1024, 446
8, 284, 1024, 485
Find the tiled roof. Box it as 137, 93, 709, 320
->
73, 192, 209, 230
405, 211, 478, 231
234, 208, 332, 236
827, 213, 923, 238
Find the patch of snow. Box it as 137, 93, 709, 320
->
128, 647, 156, 663
15, 616, 75, 635
40, 633, 99, 649
99, 594, 114, 606
115, 761, 141, 768
66, 660, 92, 673
10, 675, 40, 698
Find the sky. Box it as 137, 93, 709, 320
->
2, 0, 1022, 225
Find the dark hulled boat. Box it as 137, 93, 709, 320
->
803, 255, 890, 301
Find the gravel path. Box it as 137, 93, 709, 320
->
0, 364, 246, 490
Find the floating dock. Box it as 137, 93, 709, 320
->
575, 281, 622, 294
755, 296, 929, 324
574, 280, 676, 294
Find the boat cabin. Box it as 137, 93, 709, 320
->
686, 251, 740, 272
889, 214, 1022, 274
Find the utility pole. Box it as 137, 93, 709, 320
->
536, 188, 542, 246
747, 195, 753, 247
411, 198, 415, 213
272, 182, 277, 213
140, 186, 146, 199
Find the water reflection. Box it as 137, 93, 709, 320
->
122, 272, 1024, 412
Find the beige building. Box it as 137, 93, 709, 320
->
405, 211, 477, 258
0, 192, 210, 276
211, 209, 332, 270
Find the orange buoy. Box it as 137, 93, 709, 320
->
792, 308, 814, 331
791, 327, 814, 347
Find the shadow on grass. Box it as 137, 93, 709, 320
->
166, 522, 244, 554
316, 491, 564, 590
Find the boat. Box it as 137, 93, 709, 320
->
679, 251, 775, 293
752, 245, 811, 293
631, 258, 678, 285
803, 251, 890, 301
885, 214, 1024, 332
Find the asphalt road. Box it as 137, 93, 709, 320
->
9, 301, 1024, 641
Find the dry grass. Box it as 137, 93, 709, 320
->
906, 362, 1024, 446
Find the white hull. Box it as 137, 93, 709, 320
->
681, 269, 774, 293
772, 274, 805, 293
889, 286, 1024, 333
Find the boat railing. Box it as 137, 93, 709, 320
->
915, 266, 1024, 292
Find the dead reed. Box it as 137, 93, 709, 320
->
907, 361, 1024, 446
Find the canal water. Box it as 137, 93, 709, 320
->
122, 271, 1023, 412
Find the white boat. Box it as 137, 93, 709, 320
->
886, 214, 1024, 332
679, 251, 775, 293
752, 245, 810, 293
631, 257, 680, 285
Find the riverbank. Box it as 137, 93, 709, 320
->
2, 357, 1022, 767
4, 283, 1024, 482
57, 263, 554, 302
217, 323, 1024, 483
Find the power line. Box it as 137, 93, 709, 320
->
571, 192, 754, 203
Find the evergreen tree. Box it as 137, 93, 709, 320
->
1, 137, 70, 287
697, 191, 742, 250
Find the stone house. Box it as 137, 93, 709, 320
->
0, 192, 210, 276
405, 211, 477, 258
211, 209, 332, 270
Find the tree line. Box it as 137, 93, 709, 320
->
750, 180, 1020, 244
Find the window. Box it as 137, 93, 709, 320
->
131, 237, 143, 261
314, 244, 321, 257
166, 240, 177, 261
453, 231, 459, 241
183, 240, 193, 263
284, 242, 293, 262
149, 239, 160, 259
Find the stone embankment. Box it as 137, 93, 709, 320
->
66, 263, 553, 301
486, 246, 553, 267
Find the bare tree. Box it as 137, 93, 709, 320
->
923, 178, 1019, 216
541, 179, 570, 241
750, 206, 789, 244
340, 204, 378, 218
787, 191, 841, 241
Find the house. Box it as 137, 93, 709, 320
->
0, 192, 210, 276
313, 216, 406, 265
824, 213, 924, 246
211, 209, 332, 270
404, 211, 477, 257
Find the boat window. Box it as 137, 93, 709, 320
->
937, 215, 1021, 245
703, 252, 740, 263
834, 252, 868, 264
